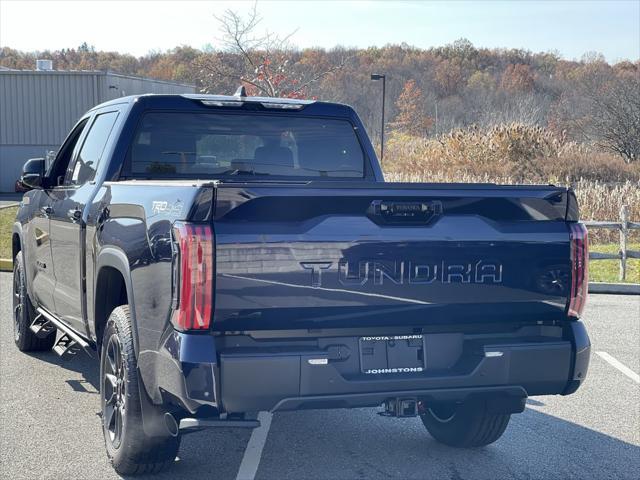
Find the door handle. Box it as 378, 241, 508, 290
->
41, 206, 53, 217
97, 206, 109, 225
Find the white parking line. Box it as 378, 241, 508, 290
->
596, 351, 640, 383
235, 411, 273, 480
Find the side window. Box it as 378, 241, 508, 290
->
47, 119, 89, 186
65, 111, 119, 186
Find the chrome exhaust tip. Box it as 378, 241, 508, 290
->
164, 412, 179, 437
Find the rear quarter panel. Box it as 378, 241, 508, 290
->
89, 182, 213, 352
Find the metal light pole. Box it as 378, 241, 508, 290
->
371, 73, 386, 161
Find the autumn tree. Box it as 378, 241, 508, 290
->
434, 59, 464, 97
196, 3, 345, 98
467, 71, 495, 91
391, 79, 433, 136
144, 46, 200, 83
500, 64, 534, 92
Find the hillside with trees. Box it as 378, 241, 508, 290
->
2, 39, 638, 164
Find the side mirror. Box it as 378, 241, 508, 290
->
20, 158, 45, 189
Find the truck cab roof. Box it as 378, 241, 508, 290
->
90, 93, 355, 117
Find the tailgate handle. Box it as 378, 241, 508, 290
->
367, 200, 442, 225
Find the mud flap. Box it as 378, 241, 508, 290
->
137, 368, 175, 438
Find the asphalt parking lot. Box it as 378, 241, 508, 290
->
0, 271, 638, 480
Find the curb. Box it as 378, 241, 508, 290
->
589, 282, 640, 295
0, 203, 19, 210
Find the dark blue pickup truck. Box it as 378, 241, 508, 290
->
12, 92, 590, 475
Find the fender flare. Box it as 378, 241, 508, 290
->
11, 221, 23, 259
95, 246, 140, 357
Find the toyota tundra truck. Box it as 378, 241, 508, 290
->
12, 92, 590, 475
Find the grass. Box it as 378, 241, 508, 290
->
589, 243, 640, 284
0, 206, 17, 260
0, 205, 637, 283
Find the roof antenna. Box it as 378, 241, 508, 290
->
234, 85, 247, 97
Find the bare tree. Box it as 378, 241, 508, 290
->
197, 3, 346, 98
583, 73, 640, 162
566, 63, 640, 163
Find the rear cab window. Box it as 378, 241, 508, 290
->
124, 112, 365, 179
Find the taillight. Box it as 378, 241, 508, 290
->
171, 223, 213, 330
568, 223, 589, 318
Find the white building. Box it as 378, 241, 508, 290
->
0, 62, 195, 191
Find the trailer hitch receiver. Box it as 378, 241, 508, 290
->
379, 398, 419, 417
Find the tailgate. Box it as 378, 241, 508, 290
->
212, 182, 574, 331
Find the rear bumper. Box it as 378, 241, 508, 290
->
271, 386, 529, 413
144, 321, 590, 415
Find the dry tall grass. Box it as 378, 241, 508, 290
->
383, 124, 640, 244
383, 125, 640, 183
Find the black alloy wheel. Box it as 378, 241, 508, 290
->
12, 265, 23, 343
12, 253, 56, 351
100, 305, 180, 475
103, 333, 127, 450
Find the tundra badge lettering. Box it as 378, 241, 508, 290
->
300, 260, 503, 287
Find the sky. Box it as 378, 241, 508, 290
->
1, 0, 639, 62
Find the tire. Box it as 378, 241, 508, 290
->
420, 399, 510, 448
100, 305, 180, 475
13, 253, 56, 352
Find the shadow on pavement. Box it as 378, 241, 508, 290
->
28, 346, 100, 391
26, 347, 252, 480
257, 407, 640, 480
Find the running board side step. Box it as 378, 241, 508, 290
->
53, 334, 81, 357
36, 308, 94, 358
29, 313, 56, 338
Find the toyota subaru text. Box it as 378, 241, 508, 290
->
11, 91, 591, 475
